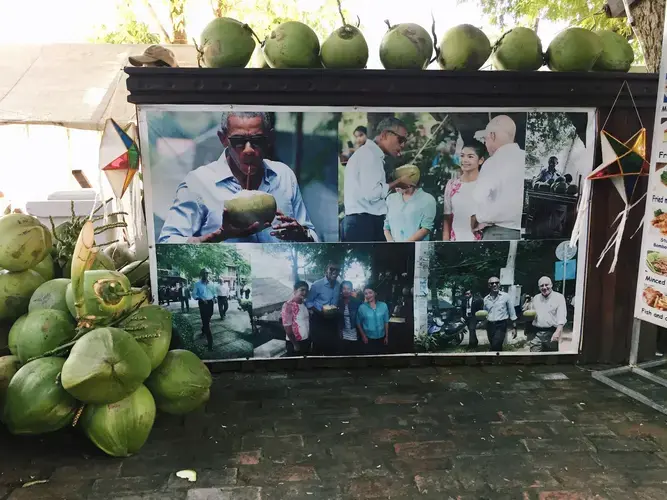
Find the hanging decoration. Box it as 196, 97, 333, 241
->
570, 80, 649, 273
99, 118, 140, 200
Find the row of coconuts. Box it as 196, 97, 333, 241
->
0, 213, 212, 458
197, 17, 635, 72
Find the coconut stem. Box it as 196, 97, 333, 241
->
94, 221, 127, 234
384, 19, 393, 30
72, 405, 85, 427
336, 0, 347, 26
356, 15, 361, 28
244, 24, 264, 47
193, 38, 204, 68
429, 11, 440, 65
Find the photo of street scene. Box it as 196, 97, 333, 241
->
245, 243, 415, 358
155, 244, 254, 361
143, 108, 339, 244
338, 111, 528, 242
523, 111, 594, 239
414, 240, 580, 354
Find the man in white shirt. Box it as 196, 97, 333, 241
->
216, 278, 230, 320
529, 276, 567, 352
343, 117, 415, 242
471, 115, 525, 240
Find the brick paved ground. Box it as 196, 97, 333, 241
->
3, 364, 667, 499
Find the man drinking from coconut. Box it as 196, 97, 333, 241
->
529, 276, 567, 352
343, 117, 417, 242
306, 262, 342, 355
159, 111, 319, 244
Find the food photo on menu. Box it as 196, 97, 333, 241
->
646, 250, 667, 276
642, 286, 667, 311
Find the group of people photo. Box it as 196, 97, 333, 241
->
415, 240, 579, 354
339, 110, 592, 243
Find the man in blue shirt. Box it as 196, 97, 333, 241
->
482, 276, 517, 352
306, 262, 341, 355
159, 111, 318, 244
192, 269, 216, 351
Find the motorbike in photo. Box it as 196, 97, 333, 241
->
427, 309, 468, 348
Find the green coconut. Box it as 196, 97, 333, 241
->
593, 30, 634, 72
62, 327, 151, 404
65, 282, 76, 319
263, 21, 321, 68
379, 22, 433, 69
32, 253, 56, 281
16, 309, 76, 364
321, 24, 369, 69
0, 355, 20, 406
28, 278, 72, 315
80, 384, 156, 458
0, 269, 46, 322
224, 190, 277, 229
198, 17, 256, 68
80, 270, 135, 324
523, 309, 537, 319
0, 214, 53, 272
3, 357, 78, 435
546, 27, 603, 72
395, 164, 421, 184
120, 259, 150, 287
145, 349, 212, 415
102, 241, 135, 270
491, 27, 543, 71
437, 24, 491, 70
118, 305, 173, 370
7, 314, 27, 355
475, 310, 488, 319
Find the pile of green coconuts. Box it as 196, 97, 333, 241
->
194, 15, 635, 72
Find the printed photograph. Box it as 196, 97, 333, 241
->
155, 244, 254, 361
523, 111, 594, 239
143, 109, 339, 244
245, 243, 415, 358
414, 240, 579, 355
338, 111, 528, 242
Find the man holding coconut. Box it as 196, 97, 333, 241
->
159, 111, 318, 244
343, 117, 417, 242
529, 276, 567, 352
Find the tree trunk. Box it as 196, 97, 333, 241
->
170, 0, 188, 44
290, 246, 299, 284
630, 0, 665, 72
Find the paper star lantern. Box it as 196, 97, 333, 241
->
99, 118, 140, 200
587, 128, 649, 201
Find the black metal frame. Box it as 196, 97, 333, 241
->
125, 68, 658, 372
125, 68, 657, 108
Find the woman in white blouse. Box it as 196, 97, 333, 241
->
442, 140, 487, 241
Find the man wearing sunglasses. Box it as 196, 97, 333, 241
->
159, 111, 318, 243
482, 276, 517, 352
343, 117, 417, 242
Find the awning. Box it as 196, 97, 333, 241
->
0, 43, 198, 131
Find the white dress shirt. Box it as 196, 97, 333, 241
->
532, 291, 567, 329
472, 143, 525, 231
344, 140, 389, 216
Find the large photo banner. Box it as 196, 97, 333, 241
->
139, 105, 595, 361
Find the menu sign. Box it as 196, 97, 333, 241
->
635, 10, 667, 326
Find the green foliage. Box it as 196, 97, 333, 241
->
156, 245, 250, 282
90, 0, 161, 44
525, 112, 577, 170
465, 0, 643, 64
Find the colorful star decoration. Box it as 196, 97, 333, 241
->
587, 128, 650, 201
99, 118, 140, 200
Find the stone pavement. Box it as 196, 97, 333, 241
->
3, 364, 667, 499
